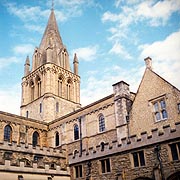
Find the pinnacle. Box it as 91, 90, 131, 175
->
25, 55, 30, 65
73, 53, 79, 63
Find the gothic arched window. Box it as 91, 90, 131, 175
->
67, 79, 72, 100
99, 114, 105, 132
40, 103, 42, 113
26, 111, 29, 118
56, 102, 59, 112
58, 76, 63, 97
30, 81, 35, 101
74, 124, 79, 140
4, 125, 12, 142
36, 76, 41, 97
32, 131, 39, 147
55, 132, 60, 146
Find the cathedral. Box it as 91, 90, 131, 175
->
0, 8, 180, 180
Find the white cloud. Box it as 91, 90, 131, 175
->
72, 45, 98, 61
102, 0, 180, 41
0, 83, 21, 115
0, 56, 20, 69
140, 30, 180, 89
13, 44, 34, 56
81, 64, 144, 106
6, 3, 46, 22
24, 24, 44, 33
109, 41, 132, 59
136, 0, 180, 26
114, 0, 122, 8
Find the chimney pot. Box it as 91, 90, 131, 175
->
144, 57, 152, 70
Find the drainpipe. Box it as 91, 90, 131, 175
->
126, 112, 130, 141
79, 117, 82, 156
154, 144, 164, 180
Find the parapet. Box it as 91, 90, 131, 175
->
0, 159, 70, 176
0, 141, 65, 158
69, 121, 180, 165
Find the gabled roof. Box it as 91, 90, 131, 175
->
133, 67, 180, 104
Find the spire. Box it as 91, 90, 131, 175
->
39, 9, 63, 51
73, 53, 79, 75
51, 0, 54, 10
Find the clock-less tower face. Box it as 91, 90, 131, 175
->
20, 10, 80, 122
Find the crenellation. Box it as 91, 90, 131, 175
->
1, 159, 68, 174
0, 141, 65, 158
69, 123, 180, 165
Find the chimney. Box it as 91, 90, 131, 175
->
144, 57, 152, 70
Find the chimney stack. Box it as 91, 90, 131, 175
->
144, 57, 152, 70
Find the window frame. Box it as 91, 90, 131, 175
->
56, 102, 59, 113
99, 114, 105, 132
4, 125, 12, 142
74, 124, 79, 140
40, 103, 42, 113
32, 131, 39, 147
169, 142, 180, 161
100, 158, 111, 174
55, 131, 60, 147
74, 164, 83, 178
151, 97, 168, 122
177, 103, 180, 113
132, 150, 146, 168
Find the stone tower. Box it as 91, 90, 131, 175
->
20, 9, 81, 122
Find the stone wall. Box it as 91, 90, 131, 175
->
68, 122, 180, 180
130, 68, 180, 137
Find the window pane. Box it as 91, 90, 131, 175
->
106, 159, 111, 172
75, 166, 79, 178
32, 132, 39, 147
178, 103, 180, 111
162, 110, 168, 119
155, 112, 161, 120
160, 100, 166, 109
99, 115, 105, 132
79, 165, 82, 177
101, 160, 105, 173
4, 125, 12, 142
139, 151, 145, 166
178, 142, 180, 155
56, 102, 59, 112
154, 102, 159, 112
170, 144, 178, 160
55, 132, 59, 146
74, 124, 79, 140
133, 152, 139, 167
40, 103, 42, 113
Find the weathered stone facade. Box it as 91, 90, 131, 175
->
0, 9, 180, 180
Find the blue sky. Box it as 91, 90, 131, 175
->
0, 0, 180, 114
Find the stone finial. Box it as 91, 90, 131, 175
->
144, 57, 152, 70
